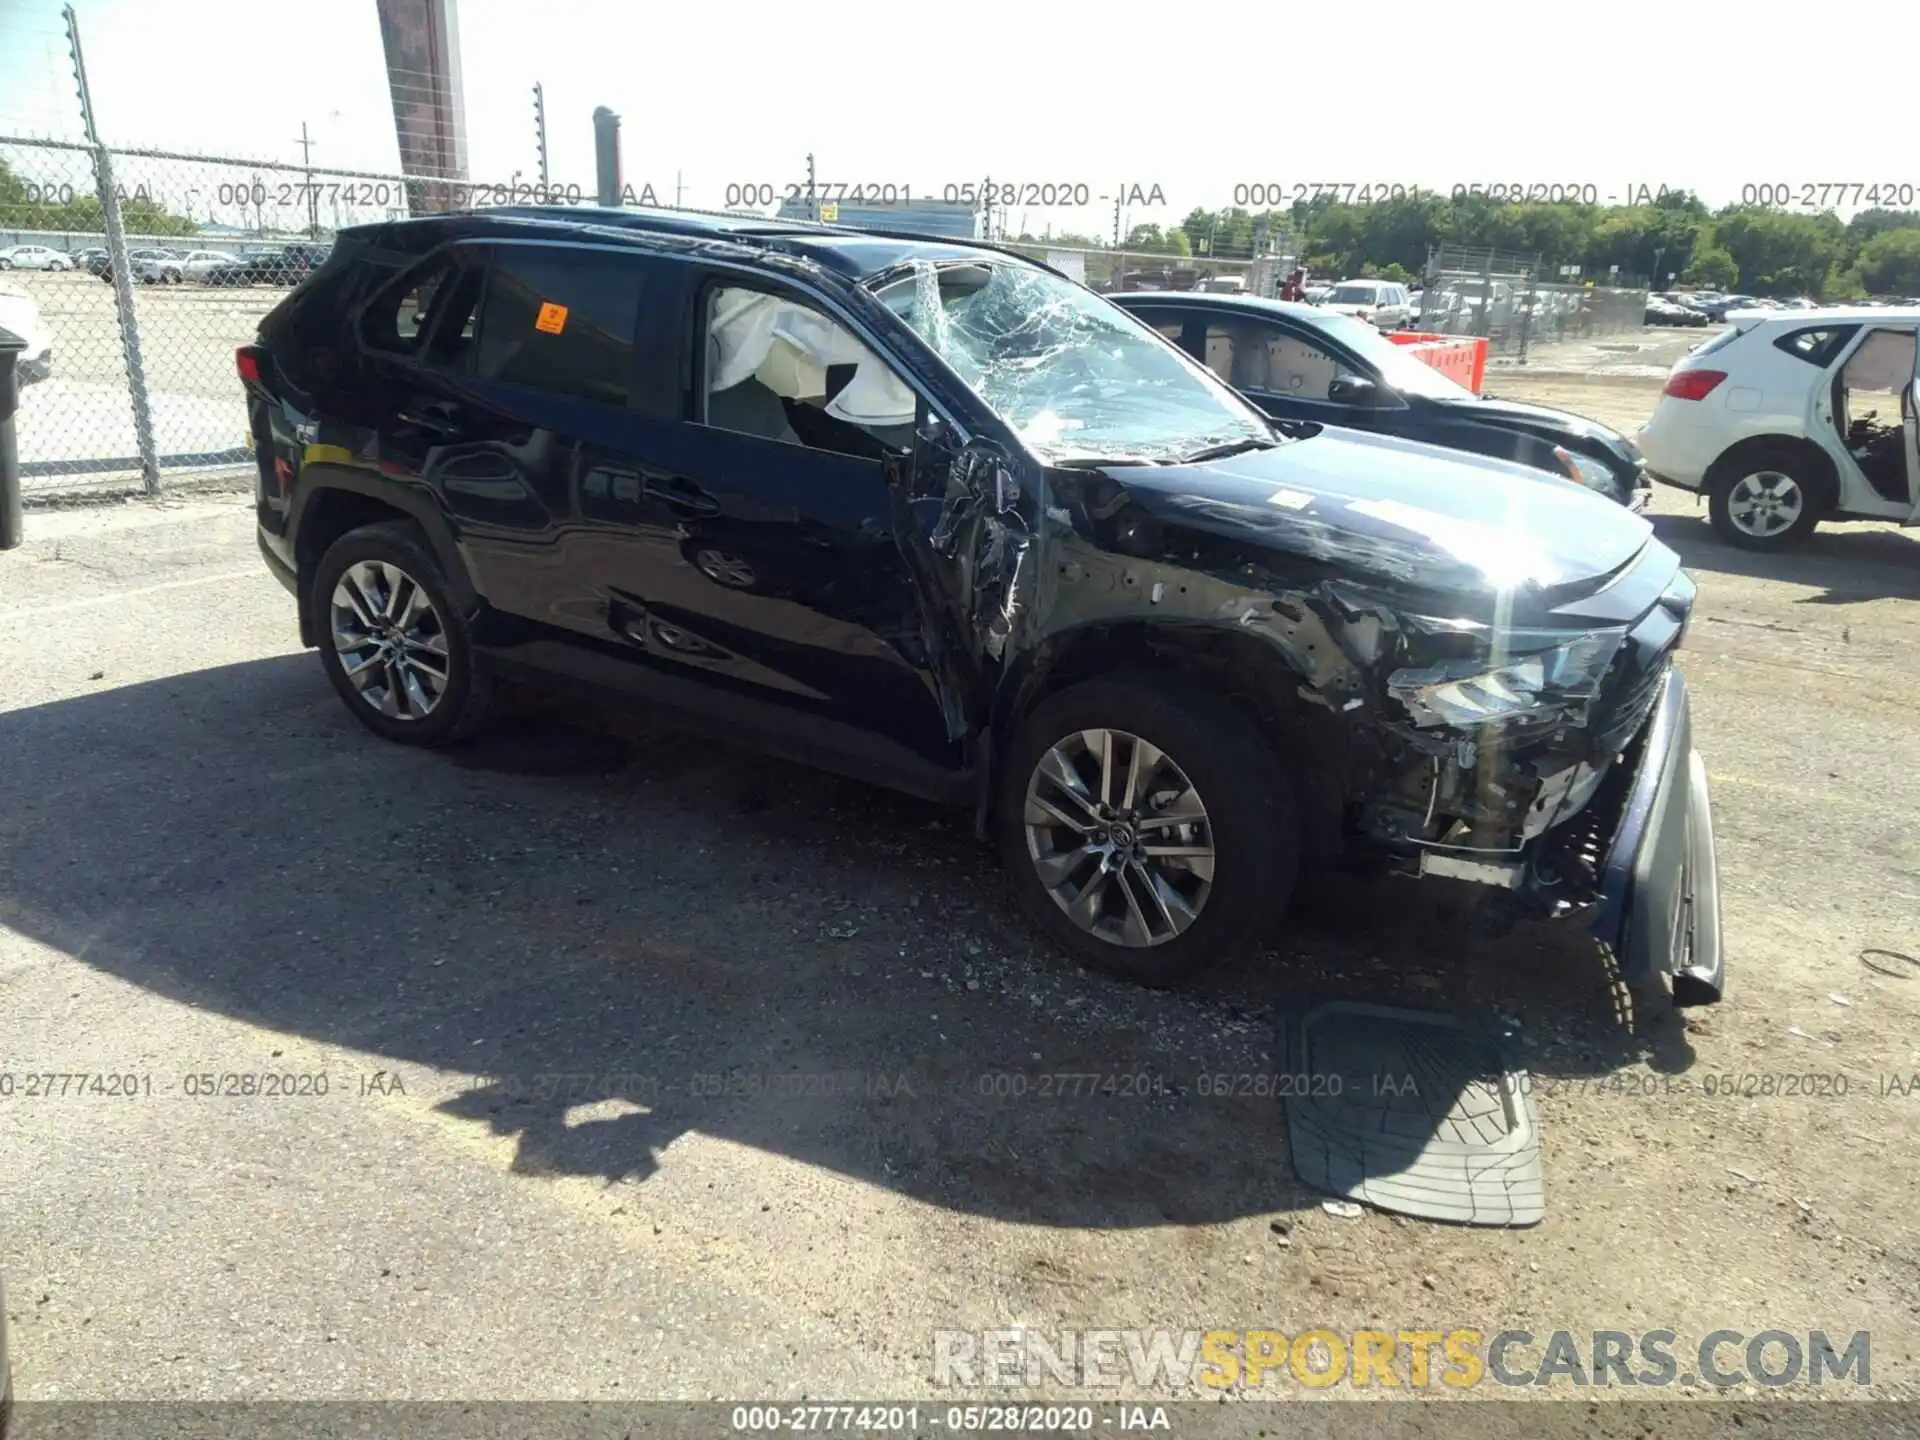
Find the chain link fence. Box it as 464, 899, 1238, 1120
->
1, 132, 622, 495
1414, 244, 1648, 361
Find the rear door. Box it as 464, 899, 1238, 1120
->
1816, 324, 1918, 516
353, 238, 664, 632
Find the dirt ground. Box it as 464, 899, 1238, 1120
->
2, 350, 1919, 1411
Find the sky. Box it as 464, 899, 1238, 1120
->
4, 0, 1918, 235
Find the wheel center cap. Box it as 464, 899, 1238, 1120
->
1109, 821, 1136, 849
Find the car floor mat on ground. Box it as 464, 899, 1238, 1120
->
1280, 1000, 1543, 1227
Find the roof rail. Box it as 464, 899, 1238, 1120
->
786, 223, 1071, 280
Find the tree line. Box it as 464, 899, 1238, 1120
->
0, 160, 198, 238
1016, 190, 1920, 298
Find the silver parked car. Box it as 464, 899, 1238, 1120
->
0, 244, 74, 272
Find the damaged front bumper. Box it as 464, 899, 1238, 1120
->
1588, 669, 1724, 1004
1405, 666, 1724, 1004
1430, 669, 1724, 1003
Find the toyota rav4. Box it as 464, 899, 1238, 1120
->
241, 207, 1724, 1003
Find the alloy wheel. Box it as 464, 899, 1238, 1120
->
329, 559, 451, 720
1023, 728, 1216, 948
1726, 470, 1804, 538
694, 548, 756, 588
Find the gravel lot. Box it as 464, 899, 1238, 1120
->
2, 345, 1919, 1409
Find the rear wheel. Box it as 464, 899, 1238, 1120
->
1708, 456, 1821, 549
311, 520, 493, 747
997, 677, 1297, 985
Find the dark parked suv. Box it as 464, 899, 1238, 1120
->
241, 206, 1723, 1002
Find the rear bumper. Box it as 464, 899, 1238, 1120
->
1590, 669, 1724, 1004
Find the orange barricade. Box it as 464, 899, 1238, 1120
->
1387, 332, 1488, 394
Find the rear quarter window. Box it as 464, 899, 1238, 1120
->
1691, 325, 1745, 359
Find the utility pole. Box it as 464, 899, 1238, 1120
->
675, 171, 683, 208
532, 83, 549, 188
1112, 194, 1122, 247
294, 121, 318, 236
805, 152, 817, 221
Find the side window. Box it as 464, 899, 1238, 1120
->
471, 246, 643, 406
1126, 311, 1194, 355
701, 284, 918, 459
1203, 320, 1354, 398
1774, 326, 1856, 366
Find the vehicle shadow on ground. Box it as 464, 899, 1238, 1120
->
1651, 512, 1920, 603
0, 657, 1692, 1228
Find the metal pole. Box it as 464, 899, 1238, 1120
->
532, 83, 549, 188
67, 4, 159, 495
1516, 268, 1534, 365
592, 107, 622, 207
805, 153, 816, 222
0, 328, 23, 550
296, 121, 318, 237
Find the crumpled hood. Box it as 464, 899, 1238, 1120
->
1084, 428, 1653, 600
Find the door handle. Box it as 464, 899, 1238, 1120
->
646, 477, 721, 517
398, 403, 464, 436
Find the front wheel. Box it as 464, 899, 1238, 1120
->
311, 520, 493, 747
997, 677, 1297, 985
1709, 460, 1821, 549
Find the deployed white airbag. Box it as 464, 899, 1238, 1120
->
707, 289, 917, 428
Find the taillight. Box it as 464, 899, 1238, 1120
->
236, 347, 261, 383
1662, 368, 1725, 401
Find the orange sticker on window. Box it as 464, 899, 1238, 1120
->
534, 301, 569, 335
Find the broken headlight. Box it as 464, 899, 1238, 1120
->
1552, 445, 1625, 503
1388, 627, 1628, 729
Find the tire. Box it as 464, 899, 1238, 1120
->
1707, 451, 1822, 550
310, 519, 493, 747
0, 259, 11, 270
996, 676, 1298, 985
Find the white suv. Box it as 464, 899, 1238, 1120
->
1636, 307, 1920, 549
1322, 279, 1414, 330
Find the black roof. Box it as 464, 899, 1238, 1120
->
337, 205, 1044, 282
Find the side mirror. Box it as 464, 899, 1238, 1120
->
1328, 376, 1388, 407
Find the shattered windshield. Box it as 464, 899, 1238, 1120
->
870, 261, 1276, 466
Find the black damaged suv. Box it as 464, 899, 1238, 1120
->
242, 207, 1723, 1003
